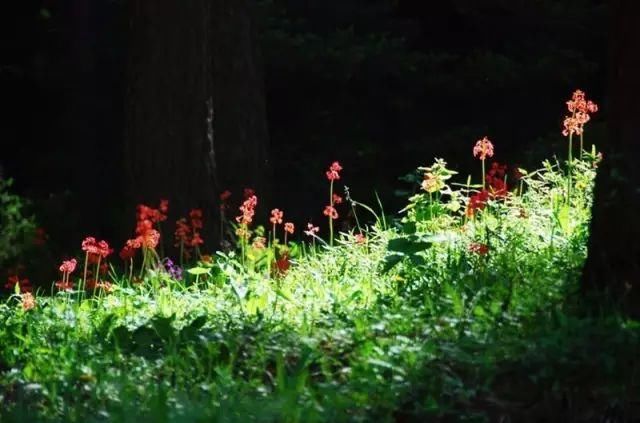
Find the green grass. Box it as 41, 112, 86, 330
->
1, 145, 639, 422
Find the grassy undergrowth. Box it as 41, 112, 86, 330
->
1, 91, 638, 422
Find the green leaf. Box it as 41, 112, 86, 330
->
187, 267, 211, 276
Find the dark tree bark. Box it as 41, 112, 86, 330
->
125, 0, 270, 238
582, 0, 640, 314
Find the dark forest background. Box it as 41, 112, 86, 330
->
0, 0, 608, 254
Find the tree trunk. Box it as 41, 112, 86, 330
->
582, 0, 640, 314
125, 0, 270, 242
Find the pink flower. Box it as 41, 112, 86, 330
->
270, 208, 284, 225
354, 233, 366, 244
284, 222, 295, 234
473, 137, 494, 160
325, 161, 343, 181
236, 195, 258, 225
332, 193, 343, 205
323, 205, 338, 220
59, 258, 77, 274
81, 237, 111, 258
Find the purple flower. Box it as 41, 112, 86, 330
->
163, 258, 183, 280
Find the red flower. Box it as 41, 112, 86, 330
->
190, 232, 204, 247
81, 237, 111, 258
59, 258, 77, 274
140, 229, 160, 249
119, 242, 137, 261
469, 243, 489, 255
473, 137, 494, 160
332, 193, 343, 204
274, 254, 291, 275
485, 162, 509, 198
21, 292, 36, 311
284, 222, 295, 234
323, 205, 338, 220
466, 190, 490, 218
563, 89, 598, 137
174, 218, 191, 246
270, 209, 284, 225
236, 195, 258, 225
326, 161, 343, 181
159, 199, 169, 214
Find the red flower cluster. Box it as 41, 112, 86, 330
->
119, 201, 167, 260
562, 90, 598, 137
270, 208, 284, 225
284, 222, 295, 234
273, 254, 291, 276
485, 162, 508, 198
326, 161, 343, 181
473, 137, 494, 160
236, 195, 258, 225
82, 237, 112, 258
323, 205, 338, 220
332, 193, 343, 204
466, 190, 489, 218
174, 209, 205, 249
469, 243, 489, 255
56, 258, 77, 291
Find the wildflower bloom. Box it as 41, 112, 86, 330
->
466, 190, 490, 218
163, 258, 183, 280
332, 194, 343, 205
284, 222, 295, 234
270, 209, 284, 225
473, 137, 494, 160
323, 205, 338, 220
174, 218, 191, 246
485, 162, 509, 198
274, 254, 291, 275
59, 259, 77, 274
325, 161, 343, 181
189, 209, 204, 230
236, 195, 258, 225
140, 229, 161, 249
159, 199, 169, 214
304, 223, 320, 237
81, 237, 111, 258
562, 89, 598, 137
21, 292, 36, 311
354, 233, 366, 245
469, 243, 489, 255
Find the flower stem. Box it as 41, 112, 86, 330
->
329, 180, 334, 246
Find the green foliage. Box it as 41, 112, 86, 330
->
0, 178, 36, 270
0, 147, 638, 421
